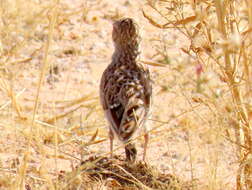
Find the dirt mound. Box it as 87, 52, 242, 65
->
59, 155, 190, 190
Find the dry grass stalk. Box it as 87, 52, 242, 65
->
14, 1, 59, 189
145, 0, 252, 189
3, 0, 252, 189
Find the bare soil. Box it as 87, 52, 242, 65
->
0, 0, 238, 189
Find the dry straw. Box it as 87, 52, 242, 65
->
144, 0, 252, 189
2, 0, 252, 189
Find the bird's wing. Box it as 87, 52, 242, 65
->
100, 64, 152, 142
100, 68, 124, 135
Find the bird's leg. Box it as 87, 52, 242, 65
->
125, 142, 137, 162
143, 124, 149, 162
109, 129, 114, 159
143, 132, 149, 161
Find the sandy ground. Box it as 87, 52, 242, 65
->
0, 0, 238, 189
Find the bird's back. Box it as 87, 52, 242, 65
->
100, 58, 151, 142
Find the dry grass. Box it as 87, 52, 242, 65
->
0, 0, 251, 189
144, 0, 252, 189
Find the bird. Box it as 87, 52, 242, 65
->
99, 18, 152, 162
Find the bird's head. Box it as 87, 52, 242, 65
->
112, 18, 139, 48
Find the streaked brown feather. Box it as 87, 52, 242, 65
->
100, 18, 152, 161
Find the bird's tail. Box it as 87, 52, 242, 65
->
119, 100, 146, 141
125, 142, 137, 162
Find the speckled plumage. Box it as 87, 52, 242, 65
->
100, 18, 152, 161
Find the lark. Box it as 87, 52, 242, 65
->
100, 18, 152, 162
